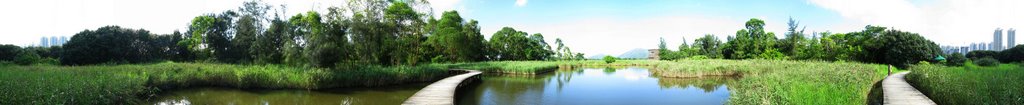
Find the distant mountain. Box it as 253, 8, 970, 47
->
587, 54, 609, 60
617, 48, 650, 59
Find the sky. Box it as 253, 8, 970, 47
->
1, 0, 1021, 56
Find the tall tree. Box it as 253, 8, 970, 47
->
878, 29, 941, 68
231, 0, 272, 64
254, 17, 287, 64
780, 17, 806, 57
426, 11, 488, 62
489, 27, 549, 60
0, 44, 21, 61
347, 0, 398, 65
693, 34, 722, 58
723, 18, 783, 59
62, 26, 157, 65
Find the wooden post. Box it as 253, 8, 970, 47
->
887, 65, 891, 75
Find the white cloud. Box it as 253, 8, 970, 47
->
426, 0, 466, 17
515, 0, 528, 7
809, 0, 1024, 46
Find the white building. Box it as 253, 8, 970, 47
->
993, 28, 1004, 51
1010, 28, 1017, 48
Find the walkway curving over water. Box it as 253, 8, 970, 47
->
403, 69, 482, 105
883, 71, 936, 105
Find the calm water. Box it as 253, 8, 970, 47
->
456, 67, 735, 105
146, 83, 428, 105
147, 67, 733, 105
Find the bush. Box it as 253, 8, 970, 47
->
0, 44, 19, 61
998, 45, 1024, 62
974, 57, 1000, 66
966, 50, 999, 60
945, 53, 967, 66
603, 55, 617, 63
13, 50, 40, 65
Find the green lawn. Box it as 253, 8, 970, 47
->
905, 64, 1024, 104
0, 62, 450, 104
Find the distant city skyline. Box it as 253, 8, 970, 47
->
35, 36, 68, 47
942, 28, 1018, 55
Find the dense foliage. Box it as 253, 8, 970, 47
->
945, 52, 967, 66
603, 55, 616, 63
656, 17, 944, 68
962, 45, 1024, 64
61, 26, 162, 65
5, 0, 582, 67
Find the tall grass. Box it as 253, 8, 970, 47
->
905, 64, 1024, 104
578, 59, 889, 104
438, 61, 560, 74
0, 62, 449, 104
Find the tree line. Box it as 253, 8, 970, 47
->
659, 18, 948, 68
0, 0, 586, 67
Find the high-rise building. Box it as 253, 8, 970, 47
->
1010, 28, 1017, 48
40, 37, 48, 47
50, 36, 58, 46
994, 28, 1004, 51
960, 46, 969, 54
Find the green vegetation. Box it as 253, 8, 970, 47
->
648, 59, 890, 104
603, 56, 617, 63
439, 61, 560, 74
905, 64, 1024, 104
974, 57, 1001, 66
0, 62, 449, 104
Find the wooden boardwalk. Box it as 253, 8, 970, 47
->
883, 72, 936, 105
402, 69, 482, 105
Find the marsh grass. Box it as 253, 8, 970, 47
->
560, 59, 889, 105
0, 62, 449, 104
905, 64, 1024, 104
438, 61, 560, 74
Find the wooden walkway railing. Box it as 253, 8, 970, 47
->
402, 69, 482, 105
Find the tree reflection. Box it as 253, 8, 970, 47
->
657, 76, 739, 93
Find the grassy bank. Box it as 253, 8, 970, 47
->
439, 61, 560, 74
648, 60, 890, 104
905, 64, 1024, 104
0, 62, 449, 104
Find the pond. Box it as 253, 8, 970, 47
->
146, 83, 428, 105
147, 67, 734, 105
456, 67, 735, 105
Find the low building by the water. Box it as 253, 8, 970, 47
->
648, 49, 659, 60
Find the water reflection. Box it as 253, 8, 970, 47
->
458, 67, 734, 105
147, 83, 428, 105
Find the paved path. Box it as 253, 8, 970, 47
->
883, 71, 936, 105
403, 69, 482, 105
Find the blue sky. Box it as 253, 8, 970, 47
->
0, 0, 1021, 56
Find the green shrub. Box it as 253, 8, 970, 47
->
945, 53, 967, 66
13, 50, 40, 65
974, 57, 1000, 66
603, 55, 616, 63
